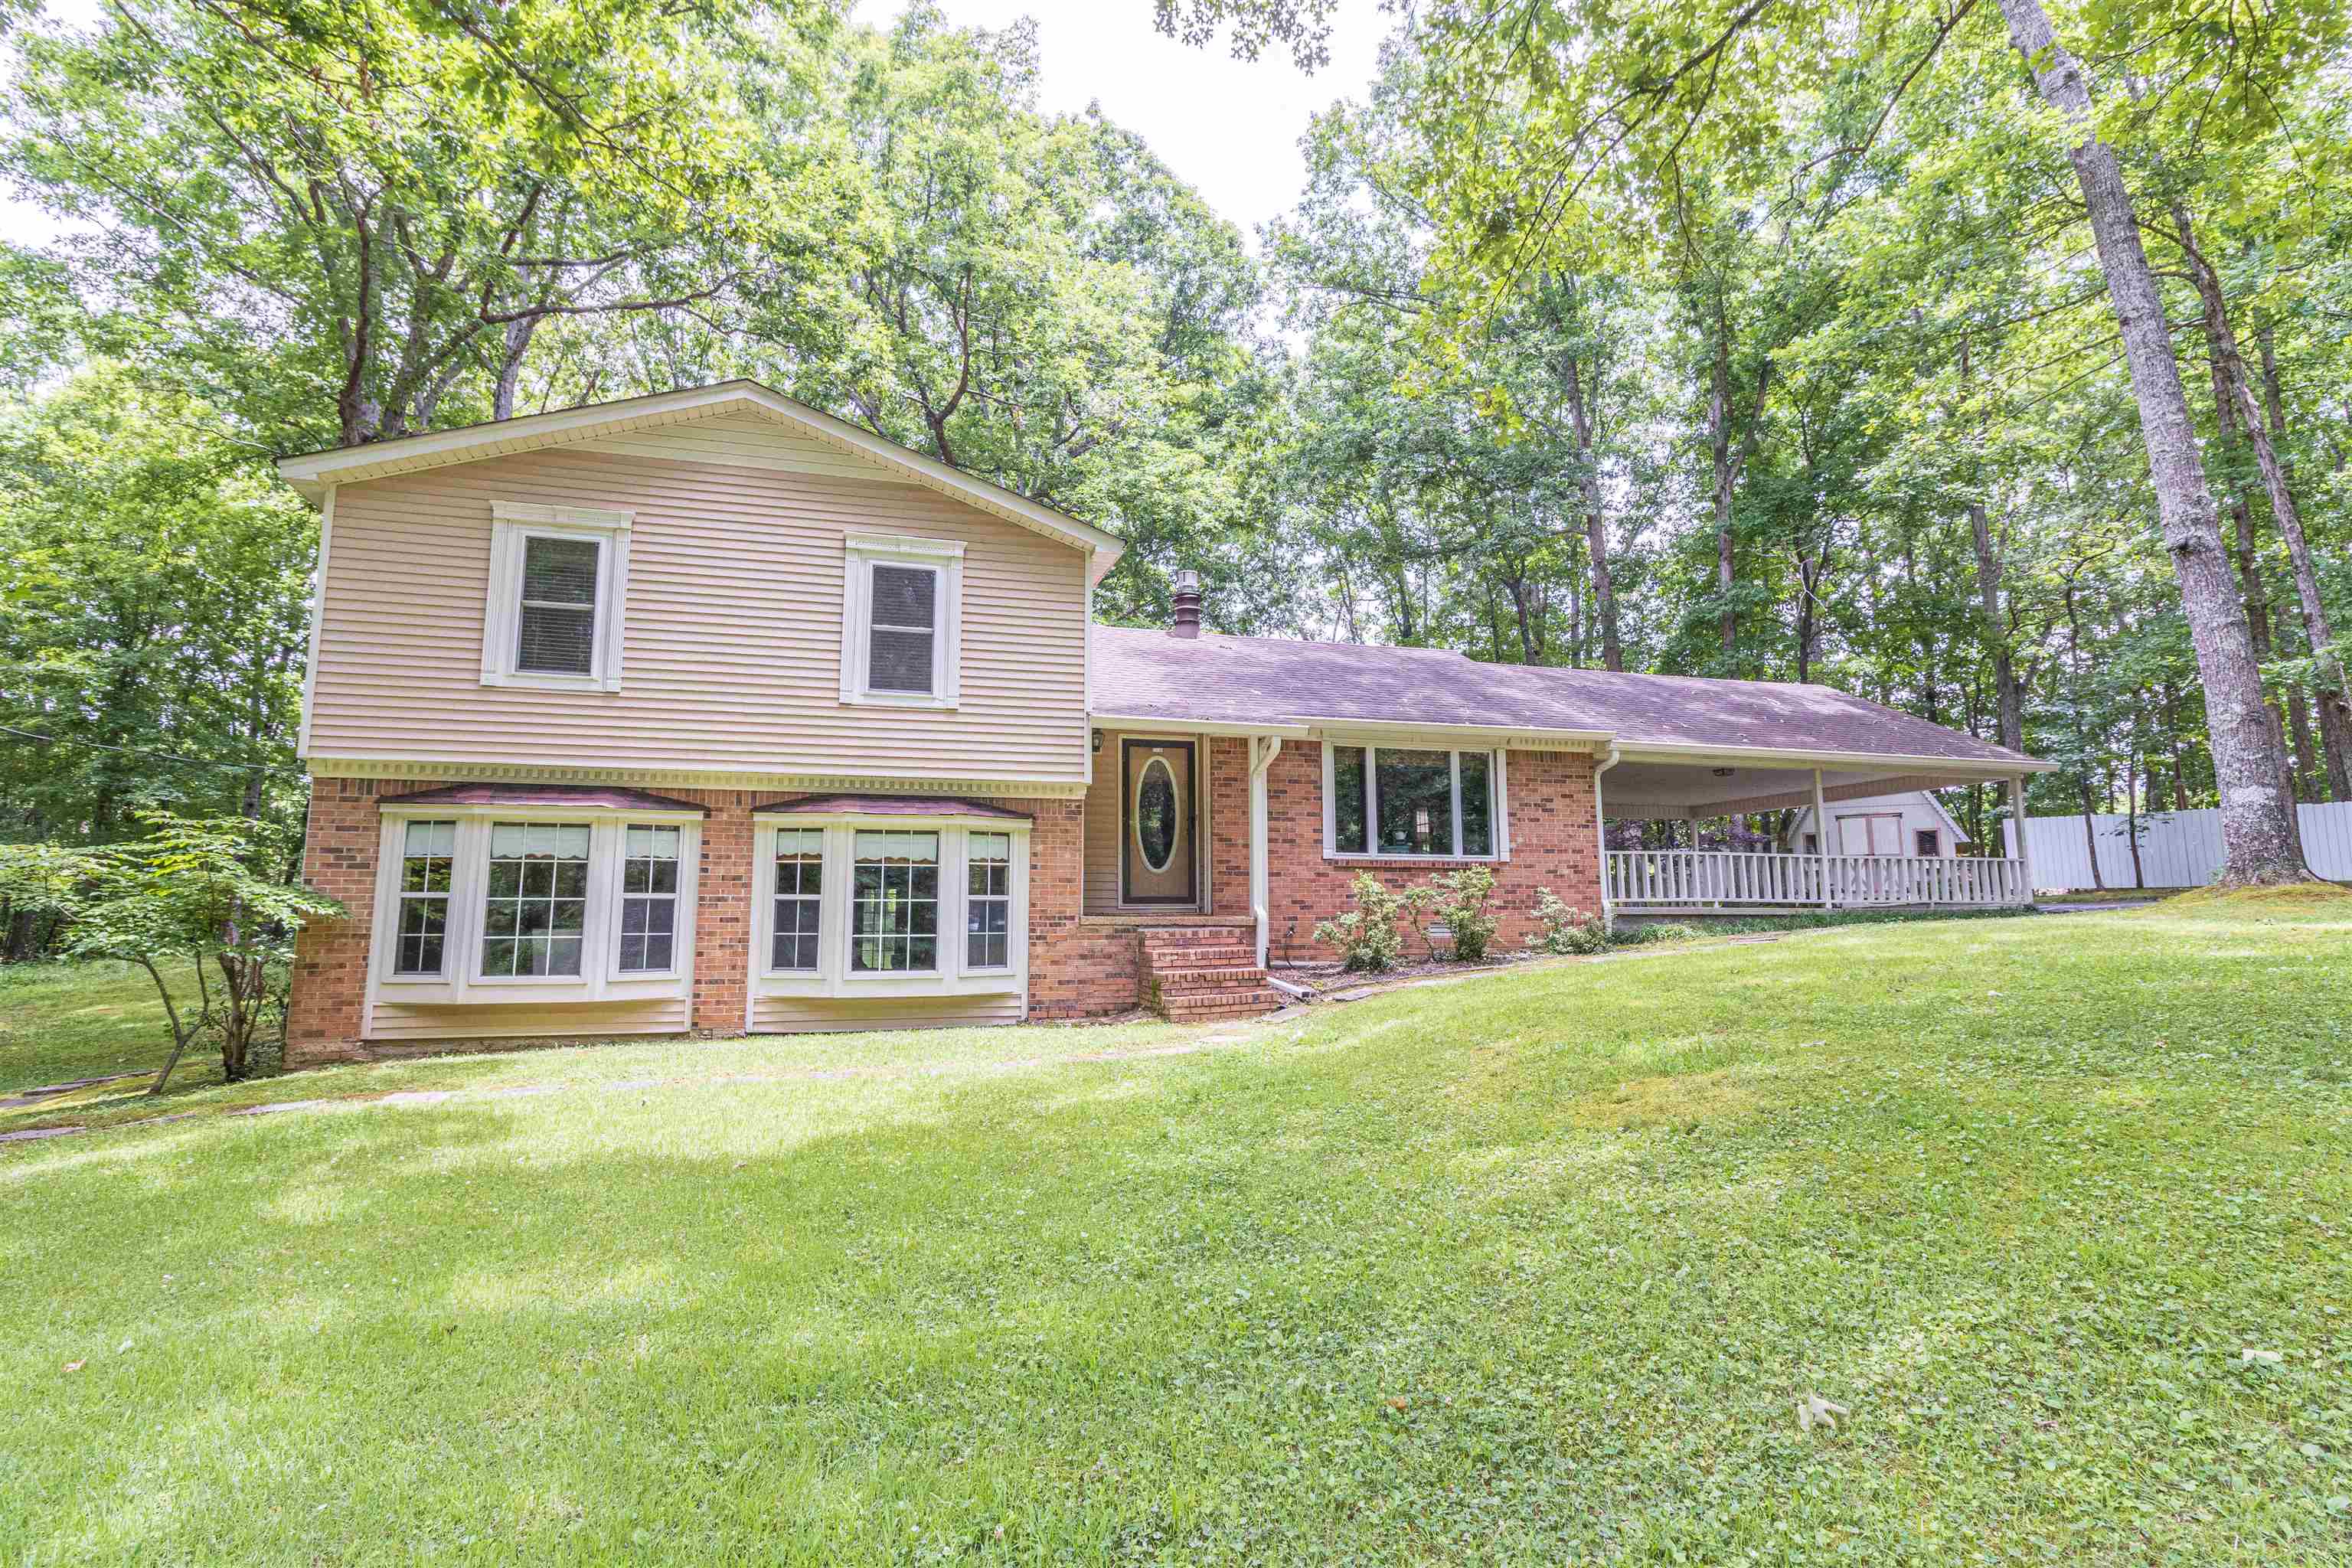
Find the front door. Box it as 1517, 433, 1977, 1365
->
1121, 738, 1197, 906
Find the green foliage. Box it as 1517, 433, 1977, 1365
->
1426, 864, 1499, 961
1312, 871, 1428, 971
0, 812, 344, 1089
1530, 887, 1609, 955
0, 366, 314, 860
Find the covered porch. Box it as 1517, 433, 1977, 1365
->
1597, 746, 2044, 915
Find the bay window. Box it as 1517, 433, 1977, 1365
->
392, 820, 456, 975
851, 831, 941, 973
1324, 743, 1505, 859
752, 810, 1027, 998
371, 802, 699, 1001
966, 833, 1013, 969
771, 830, 825, 972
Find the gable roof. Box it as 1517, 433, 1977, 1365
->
274, 381, 1125, 581
1090, 626, 2049, 773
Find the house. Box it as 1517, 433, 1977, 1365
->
1788, 789, 1969, 859
275, 381, 2052, 1064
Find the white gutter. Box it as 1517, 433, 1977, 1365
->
1089, 713, 1315, 740
1617, 740, 2057, 774
1249, 735, 1282, 967
1592, 742, 1621, 931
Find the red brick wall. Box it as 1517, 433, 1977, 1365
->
286, 746, 1605, 1059
1257, 746, 1602, 964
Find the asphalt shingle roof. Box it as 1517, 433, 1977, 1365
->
1089, 626, 2035, 767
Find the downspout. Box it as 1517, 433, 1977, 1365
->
1250, 735, 1282, 966
1593, 742, 1621, 932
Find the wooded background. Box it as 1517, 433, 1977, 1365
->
3, 0, 2347, 949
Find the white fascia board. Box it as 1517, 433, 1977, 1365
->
274, 381, 1125, 577
1618, 740, 2056, 775
1088, 713, 1315, 740
1304, 718, 1616, 748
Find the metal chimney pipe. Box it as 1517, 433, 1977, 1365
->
1170, 570, 1203, 639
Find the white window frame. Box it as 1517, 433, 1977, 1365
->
368, 804, 699, 1008
481, 501, 632, 692
1320, 741, 1509, 862
749, 813, 1027, 999
839, 534, 963, 709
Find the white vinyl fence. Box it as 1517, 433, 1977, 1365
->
2005, 802, 2352, 889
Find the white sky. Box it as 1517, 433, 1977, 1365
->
2, 0, 1391, 250
856, 0, 1391, 240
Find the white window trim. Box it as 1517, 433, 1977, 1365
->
368, 804, 699, 1009
749, 813, 1027, 998
481, 501, 632, 692
839, 534, 963, 710
1320, 741, 1510, 862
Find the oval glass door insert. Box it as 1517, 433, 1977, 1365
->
1135, 756, 1178, 872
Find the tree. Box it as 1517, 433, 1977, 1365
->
0, 815, 344, 1090
4, 0, 854, 446
0, 366, 314, 860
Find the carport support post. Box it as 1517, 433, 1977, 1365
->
2007, 773, 2035, 905
1812, 768, 1833, 908
1249, 735, 1282, 966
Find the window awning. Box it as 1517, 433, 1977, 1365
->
750, 794, 1032, 821
378, 783, 709, 814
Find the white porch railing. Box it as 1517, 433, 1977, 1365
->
1607, 851, 2029, 910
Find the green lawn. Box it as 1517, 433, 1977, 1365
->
5, 897, 2350, 1563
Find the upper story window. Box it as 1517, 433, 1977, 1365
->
840, 534, 962, 708
481, 501, 632, 691
1325, 743, 1504, 860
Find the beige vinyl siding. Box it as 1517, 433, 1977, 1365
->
573, 412, 883, 482
749, 994, 1024, 1034
311, 446, 1089, 780
368, 998, 691, 1041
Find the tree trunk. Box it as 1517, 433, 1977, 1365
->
1998, 0, 2308, 883
1707, 285, 1738, 658
2125, 753, 2145, 889
1561, 349, 1625, 671
2256, 320, 2352, 798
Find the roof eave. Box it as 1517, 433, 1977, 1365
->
1617, 740, 2054, 774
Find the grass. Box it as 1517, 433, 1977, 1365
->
0, 958, 207, 1096
4, 904, 2350, 1563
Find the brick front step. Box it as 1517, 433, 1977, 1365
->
1161, 994, 1286, 1021
1150, 965, 1266, 988
1139, 931, 1256, 951
1141, 944, 1256, 966
1155, 985, 1282, 1010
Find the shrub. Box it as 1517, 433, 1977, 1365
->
1313, 873, 1427, 972
1530, 887, 1610, 955
1428, 865, 1501, 961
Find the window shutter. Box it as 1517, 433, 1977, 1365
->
516, 535, 600, 675
867, 564, 937, 692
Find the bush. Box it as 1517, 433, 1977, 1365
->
1530, 887, 1611, 955
1611, 920, 1700, 946
1313, 873, 1426, 972
1428, 865, 1501, 961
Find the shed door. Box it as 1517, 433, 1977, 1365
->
1838, 813, 1900, 857
1121, 740, 1197, 906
